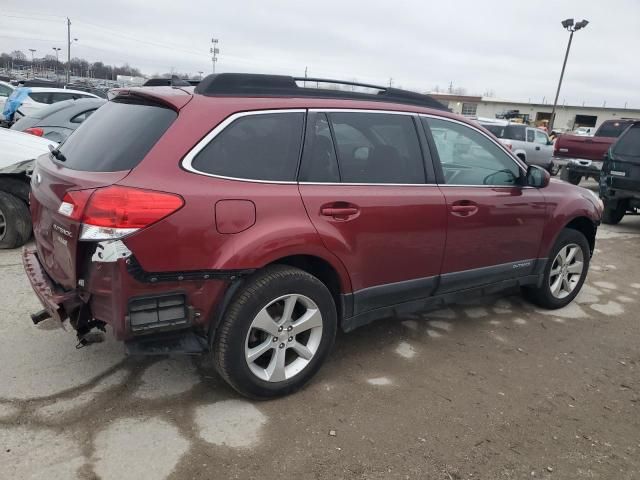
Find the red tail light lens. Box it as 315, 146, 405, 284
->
59, 189, 95, 221
82, 186, 184, 229
24, 127, 44, 137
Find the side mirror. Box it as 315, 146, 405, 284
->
526, 165, 550, 188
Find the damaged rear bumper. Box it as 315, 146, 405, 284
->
22, 247, 81, 323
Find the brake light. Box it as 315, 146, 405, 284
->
24, 127, 44, 137
58, 186, 184, 241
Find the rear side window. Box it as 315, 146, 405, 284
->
29, 92, 51, 104
613, 124, 640, 159
191, 112, 304, 181
504, 125, 526, 141
327, 112, 425, 184
70, 109, 96, 123
58, 99, 176, 172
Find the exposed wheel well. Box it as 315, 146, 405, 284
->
269, 255, 344, 318
0, 174, 31, 203
565, 217, 597, 254
516, 152, 526, 162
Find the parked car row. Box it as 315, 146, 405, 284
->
19, 73, 604, 399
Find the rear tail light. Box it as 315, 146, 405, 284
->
24, 127, 44, 137
58, 186, 184, 241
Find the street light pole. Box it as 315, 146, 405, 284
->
549, 18, 589, 131
210, 38, 220, 73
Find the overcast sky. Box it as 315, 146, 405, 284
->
2, 0, 639, 107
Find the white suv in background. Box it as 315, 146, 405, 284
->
0, 81, 99, 121
477, 117, 554, 172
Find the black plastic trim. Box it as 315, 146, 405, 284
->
437, 258, 540, 294
352, 276, 438, 316
126, 256, 255, 283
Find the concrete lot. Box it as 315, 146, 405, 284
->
1, 203, 639, 479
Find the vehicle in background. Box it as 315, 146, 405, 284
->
599, 120, 640, 224
0, 128, 56, 248
11, 98, 106, 143
477, 118, 554, 172
1, 83, 100, 124
573, 126, 594, 136
554, 119, 637, 185
23, 73, 601, 399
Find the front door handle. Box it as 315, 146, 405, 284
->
451, 201, 479, 217
535, 146, 541, 151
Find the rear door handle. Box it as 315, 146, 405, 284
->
535, 146, 541, 151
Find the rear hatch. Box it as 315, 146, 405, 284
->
31, 97, 178, 289
604, 123, 640, 192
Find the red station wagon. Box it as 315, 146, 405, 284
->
23, 74, 603, 398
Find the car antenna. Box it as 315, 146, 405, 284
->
48, 143, 66, 162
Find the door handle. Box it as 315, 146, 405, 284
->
535, 146, 541, 151
451, 201, 479, 217
321, 207, 359, 217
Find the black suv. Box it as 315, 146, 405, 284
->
600, 120, 640, 224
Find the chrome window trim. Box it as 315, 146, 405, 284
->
181, 107, 529, 187
181, 108, 306, 184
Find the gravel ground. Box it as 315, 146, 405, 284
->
1, 197, 639, 479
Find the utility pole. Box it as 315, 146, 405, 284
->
210, 38, 220, 73
549, 18, 589, 130
28, 49, 36, 77
66, 17, 71, 84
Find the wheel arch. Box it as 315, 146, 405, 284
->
563, 216, 597, 255
266, 254, 350, 320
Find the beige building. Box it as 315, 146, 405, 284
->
430, 93, 640, 132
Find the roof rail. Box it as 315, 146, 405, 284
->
194, 73, 447, 111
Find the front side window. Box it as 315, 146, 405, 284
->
326, 112, 425, 184
534, 130, 549, 145
192, 112, 304, 182
423, 117, 521, 186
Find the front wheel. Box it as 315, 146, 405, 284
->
213, 265, 337, 399
523, 228, 590, 309
0, 191, 32, 249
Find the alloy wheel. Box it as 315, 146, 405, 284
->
245, 294, 323, 382
549, 243, 585, 299
0, 209, 6, 241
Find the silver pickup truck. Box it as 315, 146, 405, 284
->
477, 118, 554, 172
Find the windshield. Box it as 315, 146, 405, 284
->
596, 121, 630, 138
58, 99, 176, 172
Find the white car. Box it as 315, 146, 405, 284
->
0, 128, 56, 249
0, 80, 100, 121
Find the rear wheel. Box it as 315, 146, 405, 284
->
523, 228, 590, 309
213, 265, 337, 399
602, 199, 626, 225
560, 167, 581, 185
0, 191, 31, 249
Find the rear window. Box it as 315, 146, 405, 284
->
596, 121, 630, 138
191, 112, 304, 181
481, 124, 525, 141
613, 124, 640, 159
58, 99, 176, 172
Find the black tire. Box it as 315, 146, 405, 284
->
560, 167, 581, 185
522, 228, 590, 309
0, 191, 32, 249
213, 265, 337, 399
0, 177, 31, 203
602, 199, 626, 225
